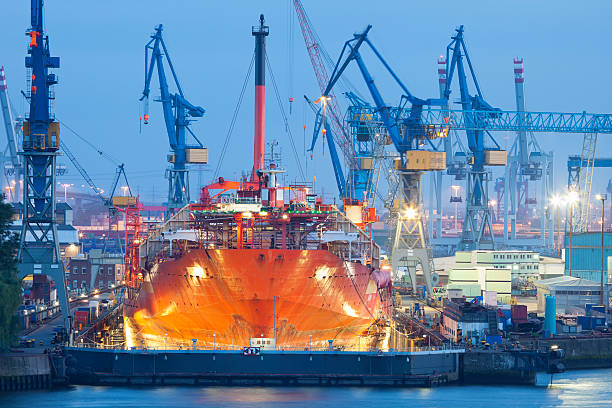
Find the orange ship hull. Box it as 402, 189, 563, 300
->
124, 249, 392, 350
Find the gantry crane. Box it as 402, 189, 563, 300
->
321, 25, 448, 296
415, 26, 612, 251
141, 25, 208, 215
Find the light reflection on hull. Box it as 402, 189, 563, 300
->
124, 249, 392, 349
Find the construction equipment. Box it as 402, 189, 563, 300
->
415, 27, 612, 251
17, 0, 70, 328
442, 26, 505, 251
0, 66, 23, 201
502, 58, 554, 248
141, 25, 207, 215
567, 156, 612, 231
320, 25, 448, 297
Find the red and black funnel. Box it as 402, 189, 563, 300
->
251, 14, 269, 182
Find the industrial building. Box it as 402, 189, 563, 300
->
67, 250, 124, 293
441, 301, 499, 344
535, 276, 609, 314
448, 267, 512, 304
564, 232, 612, 282
456, 250, 540, 284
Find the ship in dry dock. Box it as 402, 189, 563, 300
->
123, 15, 393, 351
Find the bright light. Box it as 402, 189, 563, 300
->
282, 214, 288, 220
403, 207, 418, 220
258, 211, 268, 217
567, 191, 579, 204
550, 194, 564, 208
241, 211, 253, 219
488, 200, 497, 207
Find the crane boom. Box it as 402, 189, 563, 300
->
292, 0, 353, 163
0, 67, 20, 169
141, 25, 206, 214
304, 95, 346, 199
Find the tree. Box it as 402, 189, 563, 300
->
0, 194, 19, 350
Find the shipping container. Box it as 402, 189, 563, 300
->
511, 304, 528, 321
485, 334, 502, 345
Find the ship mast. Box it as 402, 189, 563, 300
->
251, 14, 269, 183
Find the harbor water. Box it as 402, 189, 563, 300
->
1, 369, 610, 407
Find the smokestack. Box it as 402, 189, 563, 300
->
251, 14, 269, 182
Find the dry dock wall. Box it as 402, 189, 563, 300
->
462, 351, 538, 385
0, 354, 52, 391
64, 348, 462, 387
536, 337, 612, 369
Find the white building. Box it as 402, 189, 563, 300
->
456, 250, 540, 284
448, 267, 512, 304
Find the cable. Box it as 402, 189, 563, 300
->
57, 118, 120, 165
265, 54, 306, 181
212, 52, 255, 182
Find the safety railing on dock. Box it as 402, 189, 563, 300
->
70, 342, 464, 354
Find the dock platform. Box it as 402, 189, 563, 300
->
64, 347, 463, 387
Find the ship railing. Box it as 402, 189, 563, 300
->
70, 343, 465, 354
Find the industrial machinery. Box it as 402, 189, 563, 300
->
0, 66, 23, 201
419, 27, 612, 251
441, 26, 507, 251
141, 25, 208, 215
18, 0, 70, 327
320, 25, 448, 296
501, 58, 554, 248
567, 155, 612, 232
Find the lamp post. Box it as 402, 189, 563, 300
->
567, 191, 579, 277
596, 194, 607, 307
62, 183, 72, 202
423, 334, 430, 349
550, 195, 561, 255
451, 185, 461, 230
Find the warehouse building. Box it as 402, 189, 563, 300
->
535, 276, 609, 314
564, 231, 612, 282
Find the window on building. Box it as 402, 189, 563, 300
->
99, 280, 103, 289
108, 281, 113, 289
81, 281, 86, 288
82, 267, 86, 275
73, 280, 77, 289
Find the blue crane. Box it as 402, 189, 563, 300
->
304, 95, 346, 199
18, 0, 70, 328
320, 25, 447, 296
0, 66, 23, 201
141, 25, 207, 214
441, 26, 504, 250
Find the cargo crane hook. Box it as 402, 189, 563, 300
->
140, 25, 208, 215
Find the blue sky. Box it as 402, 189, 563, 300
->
2, 0, 611, 207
